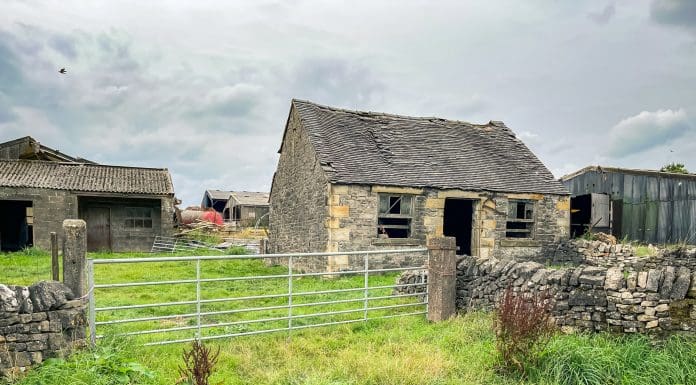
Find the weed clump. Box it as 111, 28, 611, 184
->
177, 340, 221, 385
494, 286, 555, 376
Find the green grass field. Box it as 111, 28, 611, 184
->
3, 249, 696, 385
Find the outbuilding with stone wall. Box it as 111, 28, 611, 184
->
0, 160, 176, 252
269, 99, 570, 271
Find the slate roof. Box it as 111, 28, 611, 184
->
0, 160, 174, 195
229, 191, 270, 206
289, 99, 569, 195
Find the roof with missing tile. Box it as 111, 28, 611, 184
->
288, 99, 568, 195
0, 160, 174, 195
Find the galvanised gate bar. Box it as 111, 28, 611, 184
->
87, 248, 429, 346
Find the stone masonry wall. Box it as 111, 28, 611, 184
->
541, 238, 696, 272
0, 187, 175, 252
456, 249, 696, 334
0, 281, 86, 378
322, 185, 569, 271
268, 105, 330, 258
0, 187, 77, 250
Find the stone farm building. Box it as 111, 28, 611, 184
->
222, 191, 270, 227
269, 99, 571, 271
0, 139, 175, 252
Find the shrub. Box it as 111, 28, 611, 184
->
177, 341, 221, 385
494, 286, 554, 375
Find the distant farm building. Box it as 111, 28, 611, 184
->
0, 137, 176, 252
201, 189, 232, 214
269, 99, 570, 271
561, 166, 696, 244
0, 136, 95, 163
223, 191, 269, 227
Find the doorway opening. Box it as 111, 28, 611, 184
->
0, 200, 33, 251
570, 194, 591, 238
443, 199, 473, 255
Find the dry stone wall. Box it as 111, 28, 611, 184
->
456, 249, 696, 334
0, 281, 85, 378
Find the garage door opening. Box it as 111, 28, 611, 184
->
443, 199, 473, 255
0, 200, 33, 251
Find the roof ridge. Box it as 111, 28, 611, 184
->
560, 165, 696, 181
292, 98, 503, 128
0, 158, 169, 172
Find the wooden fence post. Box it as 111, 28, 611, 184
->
62, 220, 87, 296
427, 237, 457, 322
50, 232, 59, 281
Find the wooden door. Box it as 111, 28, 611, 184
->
86, 207, 111, 251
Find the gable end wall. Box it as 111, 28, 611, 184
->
268, 106, 330, 260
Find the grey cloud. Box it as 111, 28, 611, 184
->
49, 34, 78, 59
607, 109, 691, 157
587, 4, 616, 25
651, 0, 696, 30
291, 58, 385, 108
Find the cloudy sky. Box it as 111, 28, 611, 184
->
1, 0, 695, 206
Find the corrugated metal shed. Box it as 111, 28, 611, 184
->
561, 166, 696, 244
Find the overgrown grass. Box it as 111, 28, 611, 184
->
3, 250, 696, 385
4, 338, 156, 385
529, 333, 696, 385
633, 245, 653, 257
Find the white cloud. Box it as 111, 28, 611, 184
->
607, 108, 691, 157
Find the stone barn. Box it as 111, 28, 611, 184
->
0, 160, 175, 252
268, 99, 570, 271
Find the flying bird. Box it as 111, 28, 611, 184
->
59, 68, 66, 74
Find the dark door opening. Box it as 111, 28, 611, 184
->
86, 206, 111, 252
570, 195, 592, 238
443, 199, 473, 255
611, 199, 622, 239
0, 200, 33, 251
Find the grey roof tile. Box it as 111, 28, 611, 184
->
291, 99, 569, 195
0, 160, 174, 195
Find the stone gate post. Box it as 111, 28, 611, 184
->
62, 219, 87, 297
427, 237, 457, 322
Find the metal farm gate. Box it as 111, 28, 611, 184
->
87, 248, 429, 346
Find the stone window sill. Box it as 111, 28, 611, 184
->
372, 238, 423, 246
500, 239, 541, 247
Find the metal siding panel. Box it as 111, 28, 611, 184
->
673, 179, 687, 200
622, 201, 633, 240
611, 172, 624, 199
623, 175, 634, 204
657, 201, 672, 244
644, 201, 658, 244
673, 200, 686, 242
646, 177, 659, 201
689, 181, 696, 199
633, 202, 646, 241
659, 178, 672, 201
688, 201, 696, 244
